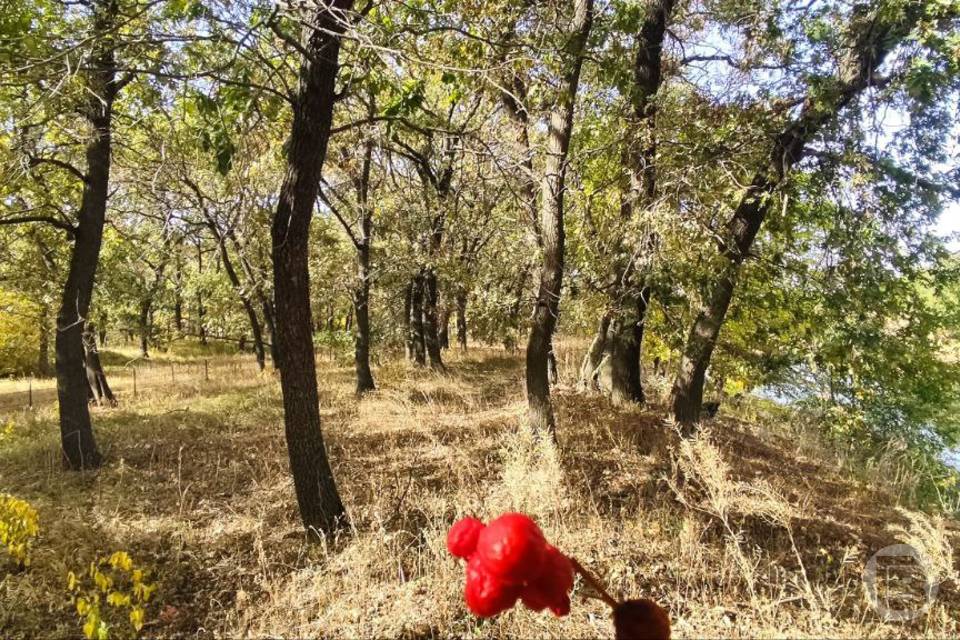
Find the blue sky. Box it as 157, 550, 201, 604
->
936, 202, 960, 251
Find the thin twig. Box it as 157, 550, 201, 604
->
570, 557, 619, 609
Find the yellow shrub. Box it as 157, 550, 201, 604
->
0, 493, 39, 568
67, 551, 157, 639
0, 289, 41, 376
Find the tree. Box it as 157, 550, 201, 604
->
670, 0, 941, 428
270, 0, 354, 536
526, 0, 595, 435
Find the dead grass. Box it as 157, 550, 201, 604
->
0, 344, 957, 638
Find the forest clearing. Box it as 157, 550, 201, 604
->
2, 0, 960, 638
1, 342, 956, 638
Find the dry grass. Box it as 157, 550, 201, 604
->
1, 344, 958, 638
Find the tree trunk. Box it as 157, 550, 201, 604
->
605, 289, 649, 405
594, 0, 673, 405
438, 306, 450, 350
525, 0, 594, 435
421, 268, 444, 370
83, 323, 115, 407
578, 313, 610, 390
196, 240, 207, 345
670, 4, 922, 428
455, 288, 467, 350
403, 281, 414, 360
270, 0, 352, 537
211, 227, 266, 371
173, 244, 184, 335
138, 301, 150, 358
353, 210, 375, 393
55, 0, 121, 470
409, 275, 426, 366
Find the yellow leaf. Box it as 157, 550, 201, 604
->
129, 606, 145, 631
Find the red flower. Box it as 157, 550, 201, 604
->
475, 513, 547, 583
449, 513, 574, 619
520, 544, 574, 616
464, 554, 522, 617
447, 517, 484, 559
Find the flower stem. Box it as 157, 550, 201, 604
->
570, 557, 620, 609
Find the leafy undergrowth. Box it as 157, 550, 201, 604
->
0, 347, 957, 638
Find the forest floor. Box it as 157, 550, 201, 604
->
1, 342, 958, 638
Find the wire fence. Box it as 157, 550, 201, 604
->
0, 356, 269, 416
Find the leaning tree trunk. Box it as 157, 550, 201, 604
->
270, 0, 353, 537
212, 229, 266, 371
83, 323, 115, 407
55, 0, 120, 470
670, 3, 923, 428
525, 0, 594, 435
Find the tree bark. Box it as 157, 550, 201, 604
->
525, 0, 594, 435
55, 0, 121, 470
403, 281, 414, 360
138, 300, 150, 358
455, 288, 467, 350
578, 312, 610, 390
422, 267, 444, 369
215, 231, 266, 371
195, 239, 207, 345
670, 3, 923, 428
270, 0, 352, 537
352, 136, 376, 393
595, 0, 674, 405
408, 274, 426, 366
83, 323, 115, 407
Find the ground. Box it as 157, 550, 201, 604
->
0, 342, 957, 638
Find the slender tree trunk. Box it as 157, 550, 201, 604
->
422, 268, 444, 369
409, 275, 426, 366
173, 244, 184, 335
670, 4, 921, 428
138, 301, 150, 358
438, 306, 450, 350
525, 0, 594, 435
270, 0, 353, 537
455, 288, 467, 350
353, 219, 375, 393
403, 281, 414, 360
196, 240, 207, 345
55, 0, 121, 470
224, 230, 278, 368
207, 224, 266, 371
83, 323, 115, 407
352, 137, 376, 393
97, 312, 107, 347
578, 313, 610, 390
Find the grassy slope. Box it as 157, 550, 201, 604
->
0, 345, 957, 638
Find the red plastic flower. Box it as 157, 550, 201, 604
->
447, 511, 671, 640
447, 513, 573, 619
